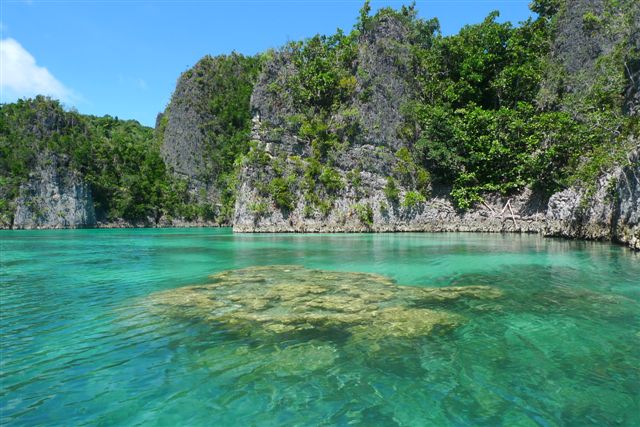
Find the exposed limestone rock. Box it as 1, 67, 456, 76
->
545, 148, 640, 250
159, 54, 258, 208
354, 12, 414, 150
234, 176, 549, 233
234, 12, 551, 237
143, 265, 502, 341
13, 154, 96, 229
235, 12, 430, 232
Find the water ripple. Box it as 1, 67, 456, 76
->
1, 229, 639, 426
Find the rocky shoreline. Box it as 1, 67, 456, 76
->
4, 152, 637, 250
4, 220, 223, 231
232, 148, 639, 251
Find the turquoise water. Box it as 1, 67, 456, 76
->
1, 228, 639, 426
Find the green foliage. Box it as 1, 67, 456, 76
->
393, 147, 431, 196
450, 183, 483, 210
245, 142, 271, 167
0, 96, 256, 223
357, 0, 372, 32
176, 53, 262, 220
317, 199, 333, 217
406, 2, 635, 209
346, 168, 362, 190
319, 167, 344, 193
402, 191, 426, 208
582, 12, 601, 32
268, 176, 296, 211
287, 30, 357, 112
4, 1, 636, 223
383, 177, 400, 203
529, 0, 560, 19
0, 97, 187, 222
353, 203, 374, 226
249, 201, 269, 218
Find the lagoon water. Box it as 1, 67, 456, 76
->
1, 228, 639, 426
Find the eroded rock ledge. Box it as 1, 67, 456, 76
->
233, 149, 640, 251
545, 149, 640, 250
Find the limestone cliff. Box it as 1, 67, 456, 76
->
232, 2, 640, 250
0, 98, 97, 229
3, 2, 638, 250
158, 53, 260, 216
539, 0, 640, 113
545, 146, 640, 249
12, 154, 96, 229
235, 12, 429, 232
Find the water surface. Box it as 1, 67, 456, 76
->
1, 228, 639, 426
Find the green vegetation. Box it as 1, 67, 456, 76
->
0, 97, 202, 223
402, 191, 426, 209
249, 201, 269, 218
268, 176, 296, 211
166, 53, 261, 220
353, 203, 374, 226
383, 177, 400, 204
3, 0, 638, 225
393, 148, 430, 197
266, 0, 638, 211
318, 167, 344, 193
404, 1, 638, 207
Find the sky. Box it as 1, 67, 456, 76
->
1, 0, 534, 127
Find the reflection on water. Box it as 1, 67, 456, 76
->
1, 228, 639, 426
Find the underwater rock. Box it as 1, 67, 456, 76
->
196, 340, 339, 377
144, 265, 502, 340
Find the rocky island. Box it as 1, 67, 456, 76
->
1, 0, 638, 249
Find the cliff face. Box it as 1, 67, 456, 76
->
540, 0, 640, 112
536, 0, 640, 249
160, 57, 219, 192
231, 2, 640, 250
3, 3, 638, 249
12, 154, 96, 229
234, 182, 547, 233
158, 53, 259, 213
235, 13, 427, 232
546, 147, 640, 249
0, 98, 97, 229
624, 4, 640, 116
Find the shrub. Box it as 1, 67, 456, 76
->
249, 201, 269, 217
319, 167, 344, 192
268, 176, 295, 211
383, 176, 400, 203
354, 203, 374, 226
402, 191, 426, 208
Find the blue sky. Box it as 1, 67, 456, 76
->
1, 0, 533, 127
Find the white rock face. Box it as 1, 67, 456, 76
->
13, 155, 96, 229
545, 149, 640, 250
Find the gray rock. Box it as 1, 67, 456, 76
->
161, 57, 214, 183
13, 154, 96, 229
545, 147, 640, 249
354, 13, 414, 149
159, 54, 257, 206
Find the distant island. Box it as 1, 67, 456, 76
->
1, 0, 638, 249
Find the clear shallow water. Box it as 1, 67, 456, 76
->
1, 228, 639, 426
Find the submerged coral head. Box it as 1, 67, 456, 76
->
145, 265, 502, 340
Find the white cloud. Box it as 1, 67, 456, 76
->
0, 38, 76, 103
